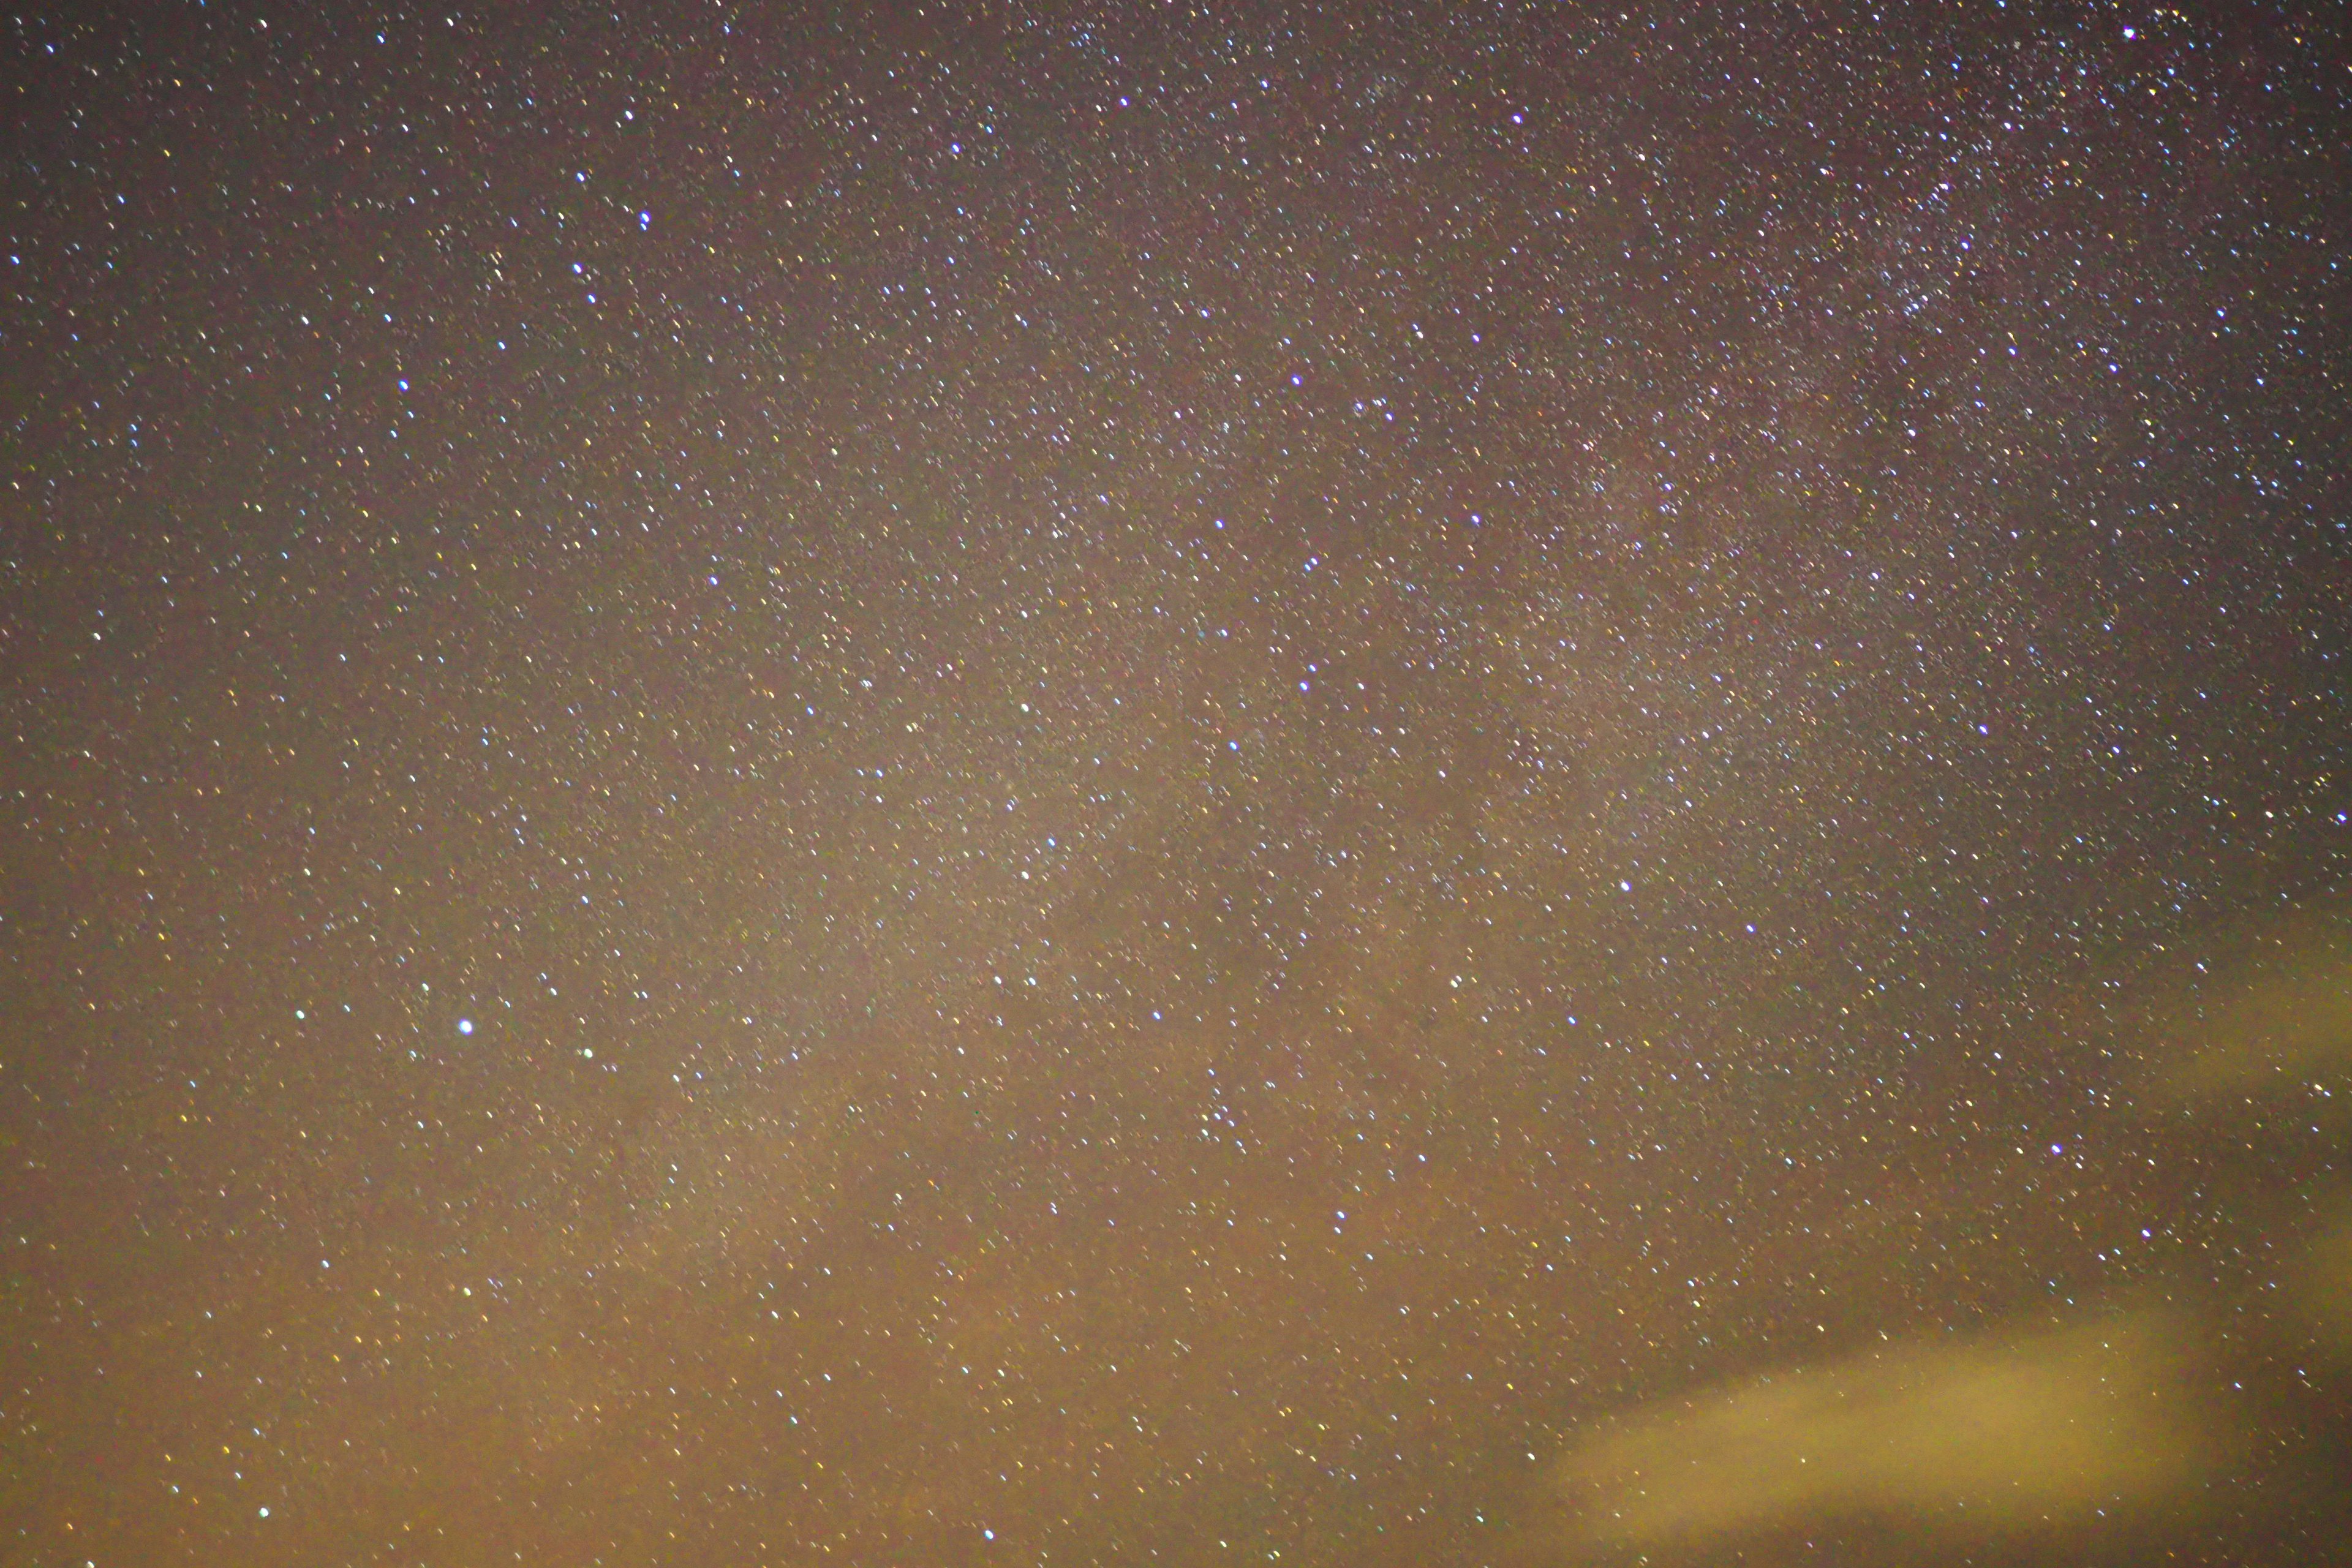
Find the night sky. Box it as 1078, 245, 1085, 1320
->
4, 2, 2350, 1565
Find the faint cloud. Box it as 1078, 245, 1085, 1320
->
1555, 1312, 2216, 1550
2294, 1205, 2352, 1358
2133, 905, 2352, 1099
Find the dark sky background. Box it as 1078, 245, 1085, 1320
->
3, 2, 2349, 1564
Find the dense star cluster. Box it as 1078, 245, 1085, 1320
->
3, 3, 2348, 1565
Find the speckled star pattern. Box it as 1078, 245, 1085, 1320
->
4, 4, 2349, 1566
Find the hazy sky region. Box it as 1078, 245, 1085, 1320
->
2, 4, 2346, 1565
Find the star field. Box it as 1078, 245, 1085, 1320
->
2, 3, 2348, 1565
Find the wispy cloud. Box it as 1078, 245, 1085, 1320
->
1555, 1312, 2217, 1550
2133, 907, 2352, 1100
